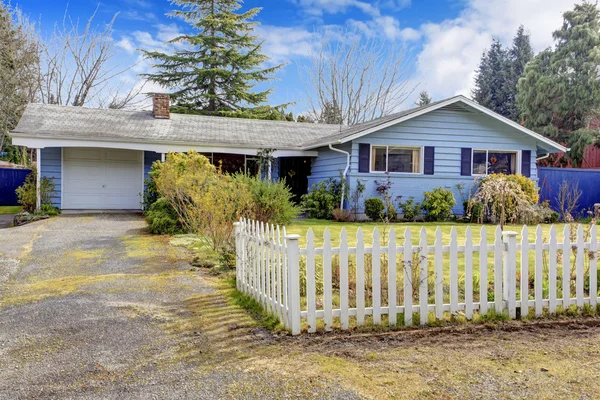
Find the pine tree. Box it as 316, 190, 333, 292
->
318, 101, 343, 124
297, 114, 314, 123
473, 39, 508, 115
517, 2, 600, 166
415, 90, 432, 107
141, 0, 283, 114
505, 26, 533, 121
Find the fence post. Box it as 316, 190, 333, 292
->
285, 234, 301, 335
502, 231, 517, 319
234, 222, 242, 291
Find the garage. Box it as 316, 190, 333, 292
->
62, 148, 143, 210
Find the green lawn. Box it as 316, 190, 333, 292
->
286, 218, 572, 247
0, 206, 22, 215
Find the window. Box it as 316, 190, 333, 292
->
371, 146, 421, 174
472, 150, 517, 175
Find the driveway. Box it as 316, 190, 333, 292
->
0, 214, 357, 399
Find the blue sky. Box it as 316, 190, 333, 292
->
15, 0, 581, 113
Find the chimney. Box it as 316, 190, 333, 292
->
153, 93, 170, 119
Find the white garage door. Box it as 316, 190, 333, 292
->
63, 148, 143, 209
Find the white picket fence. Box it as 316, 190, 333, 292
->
234, 219, 600, 335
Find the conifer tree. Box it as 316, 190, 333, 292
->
472, 39, 508, 115
505, 25, 533, 121
141, 0, 283, 114
415, 90, 432, 107
517, 2, 600, 166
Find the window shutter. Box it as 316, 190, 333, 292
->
358, 144, 370, 173
460, 148, 472, 176
521, 150, 531, 177
424, 146, 435, 175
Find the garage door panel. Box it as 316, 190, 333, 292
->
63, 148, 142, 210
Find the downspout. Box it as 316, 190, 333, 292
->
329, 143, 350, 210
536, 153, 550, 161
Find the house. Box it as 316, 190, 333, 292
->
11, 94, 566, 214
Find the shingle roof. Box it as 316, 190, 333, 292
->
12, 104, 342, 149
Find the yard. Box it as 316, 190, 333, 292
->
0, 206, 21, 215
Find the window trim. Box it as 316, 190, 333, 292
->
368, 144, 424, 175
471, 149, 521, 176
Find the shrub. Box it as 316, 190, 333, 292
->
463, 199, 484, 223
233, 174, 300, 224
40, 203, 61, 216
505, 174, 539, 204
422, 187, 456, 221
154, 151, 253, 250
332, 208, 351, 222
145, 198, 184, 235
398, 197, 422, 222
471, 174, 537, 227
142, 162, 161, 212
375, 173, 396, 221
364, 198, 385, 221
301, 177, 344, 219
15, 169, 56, 213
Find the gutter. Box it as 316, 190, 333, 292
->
536, 153, 550, 161
328, 143, 350, 210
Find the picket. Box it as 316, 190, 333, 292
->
548, 225, 558, 314
306, 229, 316, 333
372, 228, 382, 325
388, 228, 397, 326
404, 228, 413, 327
236, 220, 600, 335
464, 227, 473, 320
340, 228, 349, 330
356, 228, 365, 326
323, 228, 333, 331
419, 227, 428, 325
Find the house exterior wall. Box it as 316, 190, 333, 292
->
307, 143, 352, 188
311, 107, 539, 216
41, 147, 62, 208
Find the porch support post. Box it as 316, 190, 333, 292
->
36, 148, 41, 211
160, 153, 166, 162
267, 158, 272, 181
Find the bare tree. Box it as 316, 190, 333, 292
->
557, 179, 582, 222
302, 29, 416, 126
38, 8, 140, 108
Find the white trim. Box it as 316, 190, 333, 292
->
369, 144, 423, 175
11, 136, 318, 157
36, 148, 41, 211
311, 96, 567, 153
160, 153, 166, 162
471, 149, 520, 176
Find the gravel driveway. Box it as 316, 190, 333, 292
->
0, 214, 358, 399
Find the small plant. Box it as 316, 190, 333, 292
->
557, 179, 582, 222
350, 180, 366, 221
15, 169, 56, 213
374, 173, 396, 220
422, 187, 456, 221
398, 196, 422, 222
364, 198, 385, 221
300, 177, 346, 219
332, 208, 352, 222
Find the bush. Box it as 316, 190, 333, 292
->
505, 174, 539, 204
398, 197, 422, 222
364, 198, 385, 221
463, 199, 484, 223
40, 203, 61, 216
422, 187, 456, 221
233, 174, 300, 224
142, 162, 161, 212
145, 198, 184, 235
301, 178, 344, 219
332, 208, 351, 222
15, 169, 57, 213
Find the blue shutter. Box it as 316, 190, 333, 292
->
521, 150, 531, 177
358, 144, 370, 173
424, 146, 435, 175
461, 148, 472, 176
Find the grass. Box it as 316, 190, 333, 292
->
0, 206, 22, 215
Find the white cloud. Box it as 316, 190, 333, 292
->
255, 25, 319, 65
116, 37, 136, 54
414, 0, 579, 102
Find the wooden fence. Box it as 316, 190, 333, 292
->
234, 220, 600, 335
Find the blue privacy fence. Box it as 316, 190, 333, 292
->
538, 167, 600, 217
0, 168, 31, 206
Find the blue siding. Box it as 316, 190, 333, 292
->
307, 143, 351, 188
308, 107, 540, 216
41, 147, 61, 208
144, 151, 161, 181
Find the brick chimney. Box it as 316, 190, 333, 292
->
152, 93, 170, 119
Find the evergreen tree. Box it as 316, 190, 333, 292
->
141, 0, 283, 114
505, 25, 533, 122
297, 114, 314, 123
517, 2, 600, 166
318, 101, 343, 124
415, 90, 432, 107
472, 39, 508, 115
